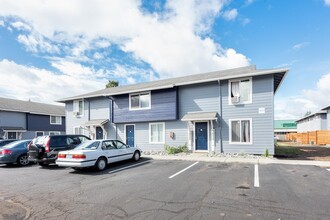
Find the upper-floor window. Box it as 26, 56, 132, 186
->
129, 92, 151, 110
229, 78, 252, 105
50, 116, 62, 125
73, 100, 84, 116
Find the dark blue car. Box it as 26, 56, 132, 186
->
0, 140, 31, 166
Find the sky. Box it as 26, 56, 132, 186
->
0, 0, 330, 120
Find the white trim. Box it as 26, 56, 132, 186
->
228, 77, 252, 105
50, 115, 62, 125
49, 131, 61, 135
229, 118, 253, 145
129, 92, 151, 111
73, 99, 84, 117
149, 122, 165, 144
193, 121, 209, 152
35, 131, 44, 137
124, 124, 135, 146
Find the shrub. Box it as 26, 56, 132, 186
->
164, 144, 188, 154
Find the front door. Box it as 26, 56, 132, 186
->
195, 122, 208, 151
125, 125, 135, 147
96, 127, 103, 140
7, 132, 17, 139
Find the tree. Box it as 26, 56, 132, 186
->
106, 80, 119, 88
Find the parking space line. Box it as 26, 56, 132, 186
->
108, 161, 150, 174
327, 169, 330, 172
169, 161, 199, 179
254, 164, 260, 187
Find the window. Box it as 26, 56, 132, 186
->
129, 92, 151, 110
73, 126, 84, 135
50, 116, 62, 125
229, 78, 252, 104
229, 119, 252, 144
149, 123, 165, 144
7, 132, 17, 139
73, 100, 84, 116
49, 131, 61, 135
36, 131, 44, 137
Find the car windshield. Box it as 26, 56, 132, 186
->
74, 140, 100, 150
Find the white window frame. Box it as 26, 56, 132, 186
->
129, 92, 151, 111
35, 131, 44, 137
229, 118, 253, 145
124, 124, 135, 145
149, 122, 165, 144
49, 131, 61, 135
50, 115, 62, 125
228, 77, 252, 105
73, 126, 84, 135
73, 99, 84, 117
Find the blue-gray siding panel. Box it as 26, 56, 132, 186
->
27, 114, 65, 131
88, 97, 110, 120
0, 111, 26, 128
113, 88, 177, 123
221, 75, 274, 154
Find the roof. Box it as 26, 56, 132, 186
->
321, 105, 330, 110
0, 126, 26, 132
181, 112, 219, 121
296, 110, 327, 122
83, 119, 109, 126
0, 97, 65, 116
58, 65, 289, 102
274, 120, 297, 129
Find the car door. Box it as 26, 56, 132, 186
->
113, 140, 132, 161
101, 140, 121, 163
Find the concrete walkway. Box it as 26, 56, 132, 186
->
143, 154, 330, 167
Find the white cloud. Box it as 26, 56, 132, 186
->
292, 42, 310, 50
11, 21, 31, 31
0, 0, 249, 79
275, 72, 330, 119
222, 9, 238, 21
242, 18, 250, 26
325, 0, 330, 6
0, 20, 4, 27
0, 59, 105, 104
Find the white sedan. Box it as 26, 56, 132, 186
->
56, 139, 141, 171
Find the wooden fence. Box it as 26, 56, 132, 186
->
286, 131, 330, 145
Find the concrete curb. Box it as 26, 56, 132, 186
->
143, 155, 330, 167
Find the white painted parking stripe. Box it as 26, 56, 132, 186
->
327, 169, 330, 172
169, 161, 199, 179
108, 161, 150, 174
254, 164, 260, 187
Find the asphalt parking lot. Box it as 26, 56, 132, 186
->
0, 158, 330, 220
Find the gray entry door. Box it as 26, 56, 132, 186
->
96, 127, 103, 140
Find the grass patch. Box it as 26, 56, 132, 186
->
275, 145, 302, 156
164, 144, 188, 154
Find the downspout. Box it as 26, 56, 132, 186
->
218, 80, 223, 153
87, 99, 91, 121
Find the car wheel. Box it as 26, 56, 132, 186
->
17, 154, 29, 166
38, 162, 49, 167
132, 151, 140, 161
95, 157, 107, 171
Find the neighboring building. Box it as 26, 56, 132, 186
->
0, 97, 65, 139
321, 105, 330, 130
58, 65, 288, 155
274, 120, 297, 140
296, 111, 327, 133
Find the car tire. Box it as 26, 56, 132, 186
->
95, 157, 107, 171
132, 151, 140, 161
38, 162, 49, 167
17, 154, 29, 166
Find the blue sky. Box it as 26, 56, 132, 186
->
0, 0, 330, 119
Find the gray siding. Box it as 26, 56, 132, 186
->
116, 121, 188, 151
65, 99, 114, 138
113, 88, 177, 123
221, 75, 274, 154
297, 115, 326, 132
327, 110, 330, 130
0, 111, 26, 128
